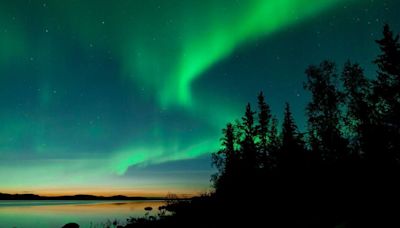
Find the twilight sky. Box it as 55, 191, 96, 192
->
0, 0, 399, 196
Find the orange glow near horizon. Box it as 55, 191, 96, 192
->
2, 187, 202, 198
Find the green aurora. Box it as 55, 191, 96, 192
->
1, 0, 397, 195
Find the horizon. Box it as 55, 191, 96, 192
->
0, 0, 399, 197
0, 191, 195, 198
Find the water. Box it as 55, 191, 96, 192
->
0, 200, 165, 228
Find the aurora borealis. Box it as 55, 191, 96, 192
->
0, 0, 399, 196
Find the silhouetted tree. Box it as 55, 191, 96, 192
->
373, 24, 400, 122
304, 61, 348, 162
212, 123, 238, 193
267, 116, 281, 170
374, 24, 400, 87
256, 91, 272, 169
279, 103, 305, 170
341, 61, 371, 156
372, 24, 400, 163
240, 103, 258, 171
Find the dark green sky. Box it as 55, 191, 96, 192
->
0, 0, 399, 195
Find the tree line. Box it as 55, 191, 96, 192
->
210, 24, 400, 227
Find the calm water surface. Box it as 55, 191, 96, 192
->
0, 200, 165, 228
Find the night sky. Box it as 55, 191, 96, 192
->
0, 0, 399, 196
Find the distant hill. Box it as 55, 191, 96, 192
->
0, 193, 164, 200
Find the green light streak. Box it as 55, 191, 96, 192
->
123, 0, 351, 107
111, 139, 219, 175
114, 0, 353, 176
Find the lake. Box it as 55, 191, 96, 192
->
0, 200, 165, 228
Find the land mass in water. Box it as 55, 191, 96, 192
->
0, 192, 165, 200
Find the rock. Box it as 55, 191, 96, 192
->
62, 222, 79, 228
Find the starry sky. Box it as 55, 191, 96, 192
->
0, 0, 399, 196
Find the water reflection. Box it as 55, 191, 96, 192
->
0, 200, 165, 227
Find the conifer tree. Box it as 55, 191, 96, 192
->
240, 103, 258, 170
268, 116, 281, 168
371, 24, 400, 163
257, 91, 272, 168
280, 103, 305, 169
212, 123, 237, 192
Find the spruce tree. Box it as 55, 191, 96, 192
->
280, 103, 305, 170
268, 116, 281, 169
212, 123, 237, 193
374, 24, 400, 84
371, 24, 400, 163
240, 103, 258, 170
257, 91, 272, 169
